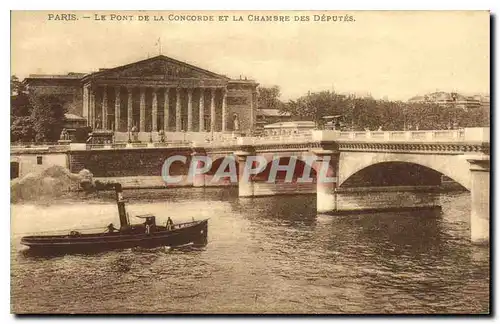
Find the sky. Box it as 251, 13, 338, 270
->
11, 10, 490, 101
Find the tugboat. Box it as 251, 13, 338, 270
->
20, 182, 208, 254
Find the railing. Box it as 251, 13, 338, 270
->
10, 142, 70, 153
86, 141, 192, 150
234, 133, 313, 146
10, 128, 489, 154
312, 128, 488, 143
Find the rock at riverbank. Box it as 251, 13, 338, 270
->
11, 165, 87, 203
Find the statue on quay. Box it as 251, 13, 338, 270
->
59, 128, 67, 140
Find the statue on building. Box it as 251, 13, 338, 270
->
131, 125, 138, 142
233, 114, 240, 131
59, 128, 67, 140
95, 118, 101, 130
158, 129, 165, 143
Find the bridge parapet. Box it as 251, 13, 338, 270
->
312, 127, 489, 143
236, 133, 313, 146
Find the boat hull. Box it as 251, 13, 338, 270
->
21, 220, 208, 254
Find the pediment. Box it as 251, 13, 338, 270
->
92, 55, 229, 81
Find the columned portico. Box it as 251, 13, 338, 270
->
29, 55, 259, 135
87, 83, 235, 134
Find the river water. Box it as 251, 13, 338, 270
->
11, 188, 489, 314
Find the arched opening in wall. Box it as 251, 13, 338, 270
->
206, 156, 238, 185
11, 161, 19, 180
253, 157, 317, 183
340, 162, 467, 190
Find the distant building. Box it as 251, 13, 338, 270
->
263, 121, 315, 136
408, 91, 489, 110
256, 108, 291, 132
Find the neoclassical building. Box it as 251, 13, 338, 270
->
24, 55, 259, 138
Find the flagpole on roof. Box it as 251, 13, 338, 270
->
157, 37, 162, 55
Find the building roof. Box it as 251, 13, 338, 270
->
257, 109, 291, 117
27, 73, 86, 79
408, 91, 488, 103
23, 55, 258, 85
84, 55, 231, 81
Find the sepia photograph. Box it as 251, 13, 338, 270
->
10, 10, 490, 314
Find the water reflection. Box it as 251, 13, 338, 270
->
11, 189, 489, 314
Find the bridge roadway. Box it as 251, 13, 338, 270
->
11, 128, 490, 243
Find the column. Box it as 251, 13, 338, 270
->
152, 88, 158, 132
175, 88, 181, 132
114, 86, 120, 131
187, 88, 193, 131
139, 87, 146, 132
222, 88, 227, 132
83, 85, 89, 125
163, 88, 169, 132
467, 156, 490, 244
102, 86, 108, 130
90, 89, 96, 129
313, 150, 338, 213
235, 151, 253, 197
210, 88, 216, 133
127, 87, 133, 130
199, 88, 205, 132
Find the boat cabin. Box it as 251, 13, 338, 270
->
136, 215, 156, 227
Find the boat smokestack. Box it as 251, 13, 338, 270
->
114, 183, 129, 228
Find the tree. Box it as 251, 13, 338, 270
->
11, 75, 23, 96
11, 76, 34, 142
11, 91, 32, 118
281, 90, 351, 127
257, 86, 283, 110
279, 87, 490, 131
11, 116, 34, 143
30, 94, 67, 142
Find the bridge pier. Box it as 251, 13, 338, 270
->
467, 155, 490, 245
235, 151, 253, 197
313, 149, 338, 213
191, 152, 206, 188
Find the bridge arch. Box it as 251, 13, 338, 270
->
203, 156, 239, 186
253, 156, 317, 183
338, 152, 471, 190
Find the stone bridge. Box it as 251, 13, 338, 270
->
11, 127, 490, 243
204, 127, 490, 244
